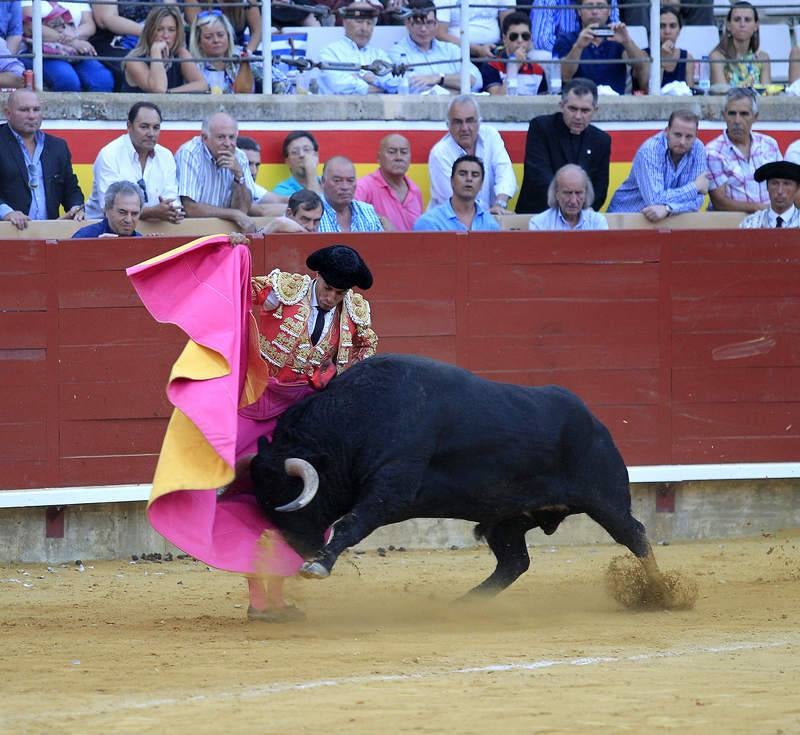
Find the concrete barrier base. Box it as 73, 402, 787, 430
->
1, 480, 799, 563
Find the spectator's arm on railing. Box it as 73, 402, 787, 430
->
93, 1, 152, 36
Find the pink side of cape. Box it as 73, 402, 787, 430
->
126, 237, 309, 575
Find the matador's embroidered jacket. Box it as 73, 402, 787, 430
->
251, 268, 378, 384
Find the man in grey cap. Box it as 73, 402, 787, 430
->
740, 161, 800, 229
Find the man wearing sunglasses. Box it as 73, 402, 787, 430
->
480, 11, 549, 96
86, 102, 183, 224
388, 0, 481, 94
0, 89, 84, 231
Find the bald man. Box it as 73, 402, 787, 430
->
355, 134, 423, 232
175, 111, 259, 233
319, 155, 384, 233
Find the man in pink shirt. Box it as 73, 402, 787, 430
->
355, 133, 423, 231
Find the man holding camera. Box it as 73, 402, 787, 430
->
553, 0, 648, 95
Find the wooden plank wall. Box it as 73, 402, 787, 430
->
1, 230, 798, 491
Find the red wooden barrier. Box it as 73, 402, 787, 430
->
1, 230, 798, 491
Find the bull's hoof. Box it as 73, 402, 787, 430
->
300, 561, 330, 579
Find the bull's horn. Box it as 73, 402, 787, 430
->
274, 458, 319, 512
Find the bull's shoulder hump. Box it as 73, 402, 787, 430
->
266, 268, 312, 305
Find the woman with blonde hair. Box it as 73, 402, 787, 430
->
121, 6, 207, 93
184, 0, 262, 55
710, 1, 770, 87
189, 10, 254, 94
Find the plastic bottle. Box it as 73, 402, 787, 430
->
698, 56, 710, 93
398, 52, 410, 95
506, 60, 519, 96
549, 56, 561, 95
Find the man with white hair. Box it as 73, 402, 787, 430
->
427, 95, 516, 216
72, 181, 143, 238
528, 164, 608, 231
175, 111, 258, 233
319, 0, 400, 95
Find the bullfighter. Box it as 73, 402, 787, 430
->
127, 237, 377, 623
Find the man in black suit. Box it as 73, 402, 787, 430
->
0, 89, 85, 230
516, 78, 611, 215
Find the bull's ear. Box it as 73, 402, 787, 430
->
257, 435, 270, 455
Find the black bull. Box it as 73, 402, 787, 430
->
250, 354, 665, 596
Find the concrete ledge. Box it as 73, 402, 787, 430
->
4, 91, 800, 124
2, 479, 798, 563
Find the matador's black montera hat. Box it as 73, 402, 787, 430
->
306, 245, 373, 290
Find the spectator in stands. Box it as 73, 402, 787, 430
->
790, 46, 800, 85
73, 181, 143, 238
120, 6, 208, 93
516, 78, 610, 214
0, 1, 24, 88
264, 189, 325, 233
608, 109, 711, 223
706, 88, 780, 214
271, 0, 329, 30
355, 134, 422, 232
318, 0, 400, 94
190, 10, 255, 94
647, 5, 695, 88
90, 0, 167, 86
531, 0, 619, 54
554, 0, 649, 96
235, 137, 289, 217
481, 11, 549, 96
86, 102, 183, 224
528, 164, 608, 231
435, 0, 511, 61
619, 0, 713, 29
319, 155, 384, 232
740, 161, 800, 228
0, 90, 84, 231
20, 1, 113, 92
414, 155, 500, 232
710, 1, 770, 88
274, 131, 322, 197
389, 0, 481, 94
184, 0, 262, 54
176, 111, 259, 233
428, 95, 516, 216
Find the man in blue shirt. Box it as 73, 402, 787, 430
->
414, 155, 500, 232
72, 181, 143, 238
553, 0, 648, 96
608, 110, 712, 223
318, 155, 384, 233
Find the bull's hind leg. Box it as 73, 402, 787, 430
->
464, 517, 534, 598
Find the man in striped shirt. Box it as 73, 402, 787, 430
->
176, 112, 259, 233
318, 156, 385, 233
608, 109, 712, 223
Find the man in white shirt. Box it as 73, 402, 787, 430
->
319, 0, 400, 95
740, 161, 800, 229
428, 95, 516, 215
86, 102, 182, 223
434, 0, 510, 60
528, 164, 608, 231
389, 0, 481, 94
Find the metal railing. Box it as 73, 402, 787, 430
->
15, 0, 800, 98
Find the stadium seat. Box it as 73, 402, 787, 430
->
759, 22, 792, 81
677, 24, 720, 60
627, 25, 649, 51
714, 0, 731, 18
747, 0, 800, 17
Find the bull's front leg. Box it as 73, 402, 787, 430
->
300, 506, 389, 579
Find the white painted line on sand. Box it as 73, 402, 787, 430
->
4, 636, 795, 725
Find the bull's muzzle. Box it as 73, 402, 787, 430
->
274, 458, 319, 512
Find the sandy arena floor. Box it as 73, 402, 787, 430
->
1, 532, 799, 735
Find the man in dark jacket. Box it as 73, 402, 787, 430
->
515, 78, 611, 215
0, 89, 84, 230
